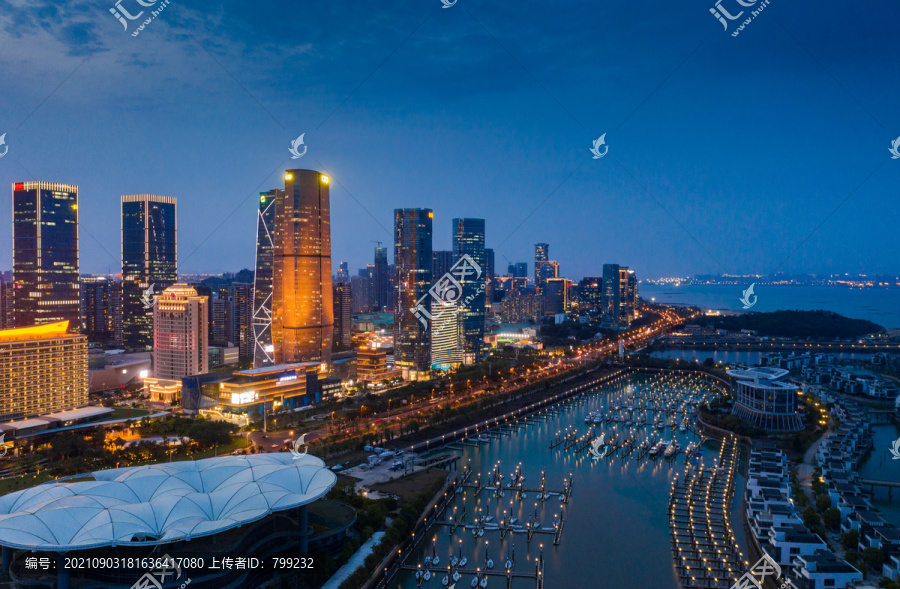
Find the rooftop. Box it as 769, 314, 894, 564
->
0, 321, 77, 342
0, 453, 336, 551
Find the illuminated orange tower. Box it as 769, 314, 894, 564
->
272, 170, 333, 365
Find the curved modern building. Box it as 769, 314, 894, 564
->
272, 170, 333, 366
0, 454, 340, 588
729, 367, 803, 431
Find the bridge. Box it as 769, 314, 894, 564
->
655, 340, 900, 353
860, 479, 900, 501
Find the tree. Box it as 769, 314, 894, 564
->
815, 493, 832, 511
842, 530, 859, 550
802, 506, 819, 528
862, 547, 885, 571
823, 508, 841, 530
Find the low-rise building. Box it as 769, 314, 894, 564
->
788, 549, 862, 589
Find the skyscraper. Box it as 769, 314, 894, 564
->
394, 208, 433, 381
272, 170, 333, 365
336, 261, 350, 284
484, 248, 495, 282
432, 250, 453, 281
252, 189, 278, 368
350, 271, 372, 313
507, 262, 528, 279
228, 282, 253, 358
601, 264, 620, 327
373, 245, 389, 312
152, 284, 209, 380
80, 276, 114, 342
578, 277, 602, 315
12, 182, 80, 329
332, 281, 352, 350
544, 278, 569, 315
452, 218, 486, 364
121, 194, 177, 350
534, 243, 549, 293
601, 264, 637, 328
0, 278, 13, 329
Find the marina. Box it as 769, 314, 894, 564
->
668, 435, 747, 588
387, 371, 729, 589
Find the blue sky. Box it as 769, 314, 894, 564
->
0, 0, 898, 279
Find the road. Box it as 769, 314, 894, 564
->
250, 305, 695, 452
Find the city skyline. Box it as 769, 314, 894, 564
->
0, 1, 898, 280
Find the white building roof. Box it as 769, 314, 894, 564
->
728, 367, 790, 382
0, 453, 337, 551
43, 407, 114, 421
3, 419, 51, 430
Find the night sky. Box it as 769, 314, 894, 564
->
1, 0, 898, 279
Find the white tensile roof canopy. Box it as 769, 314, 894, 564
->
0, 453, 337, 551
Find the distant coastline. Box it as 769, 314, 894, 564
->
639, 283, 900, 329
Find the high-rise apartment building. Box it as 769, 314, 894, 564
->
500, 289, 543, 323
0, 276, 15, 329
452, 218, 487, 364
373, 246, 389, 312
394, 208, 433, 381
152, 284, 209, 380
272, 170, 333, 365
0, 321, 88, 422
252, 189, 278, 368
12, 182, 80, 329
350, 271, 372, 314
211, 292, 228, 345
228, 282, 253, 359
121, 194, 177, 350
431, 301, 462, 369
332, 281, 352, 350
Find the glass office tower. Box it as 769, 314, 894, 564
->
394, 208, 433, 381
272, 170, 333, 365
373, 246, 389, 312
252, 189, 279, 368
452, 218, 486, 364
12, 182, 80, 329
121, 195, 177, 350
